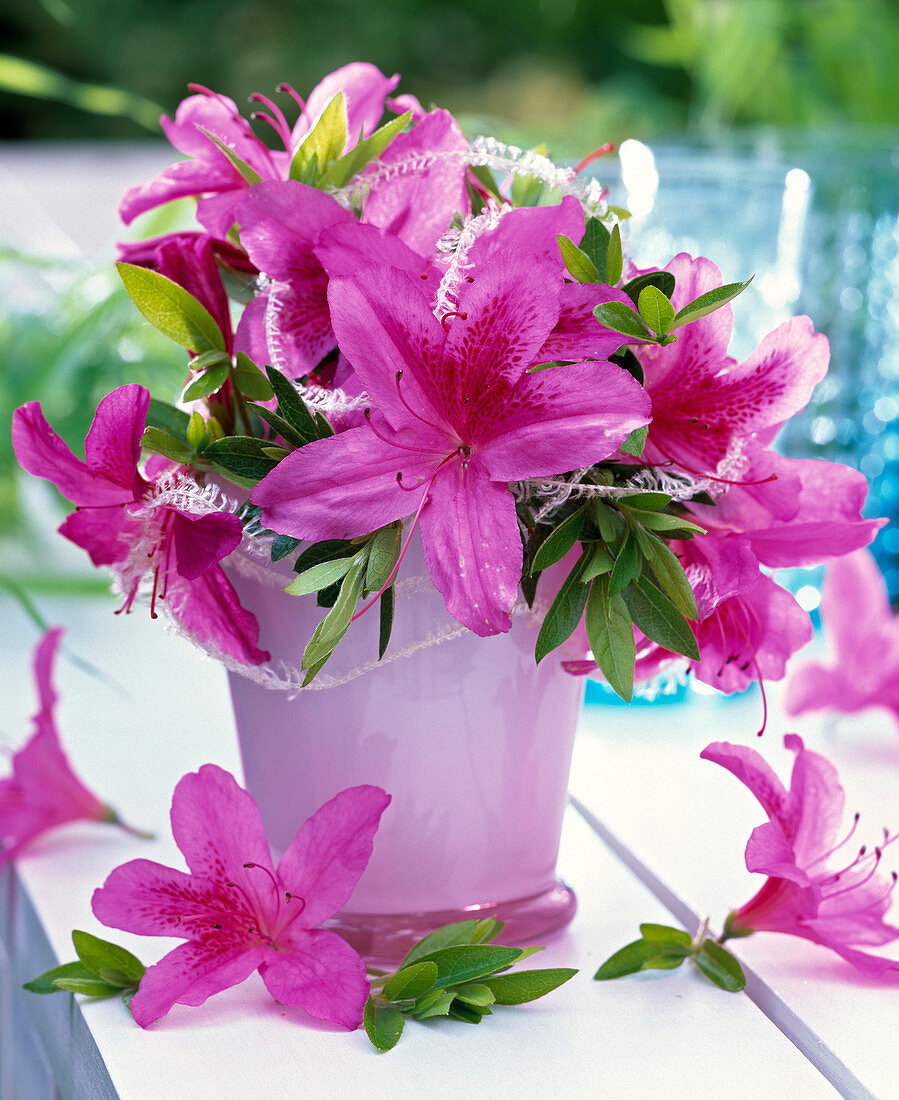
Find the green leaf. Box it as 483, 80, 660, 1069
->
266, 365, 323, 444
592, 500, 621, 545
622, 270, 676, 305
581, 543, 614, 582
625, 509, 705, 536
618, 492, 670, 512
594, 939, 685, 980
623, 576, 700, 660
695, 941, 747, 992
592, 300, 653, 341
147, 398, 190, 440
71, 931, 145, 984
283, 556, 355, 597
448, 1000, 489, 1023
633, 528, 698, 620
117, 262, 225, 354
198, 126, 263, 184
186, 411, 207, 449
511, 168, 545, 208
294, 539, 357, 573
482, 968, 577, 1005
365, 523, 402, 594
453, 982, 496, 1008
411, 989, 455, 1019
637, 284, 675, 335
182, 360, 230, 402
363, 998, 406, 1051
579, 217, 611, 281
301, 557, 366, 671
557, 234, 601, 284
400, 918, 501, 968
378, 585, 394, 660
322, 111, 411, 189
606, 223, 623, 285
671, 277, 754, 330
639, 924, 692, 948
382, 961, 440, 1003
233, 353, 275, 401
271, 534, 301, 562
531, 507, 585, 572
204, 435, 279, 487
289, 91, 347, 183
410, 944, 523, 988
52, 976, 121, 997
620, 424, 648, 457
23, 961, 96, 995
585, 577, 635, 702
535, 551, 590, 664
251, 405, 308, 450
140, 426, 194, 464
608, 530, 642, 596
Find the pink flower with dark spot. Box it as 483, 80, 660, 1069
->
12, 385, 268, 666
1, 629, 145, 868
92, 765, 390, 1029
702, 735, 899, 978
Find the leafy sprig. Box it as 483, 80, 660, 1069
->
594, 920, 746, 992
23, 931, 146, 1008
363, 917, 578, 1051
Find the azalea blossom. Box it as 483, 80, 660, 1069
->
1, 629, 144, 867
785, 548, 899, 725
92, 764, 390, 1028
119, 62, 400, 235
11, 385, 268, 665
251, 258, 651, 635
702, 735, 899, 978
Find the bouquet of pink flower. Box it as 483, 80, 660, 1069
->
11, 62, 883, 700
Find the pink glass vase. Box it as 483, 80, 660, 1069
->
225, 537, 584, 961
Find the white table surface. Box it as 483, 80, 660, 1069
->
1, 591, 896, 1100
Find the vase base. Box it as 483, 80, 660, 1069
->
324, 880, 577, 964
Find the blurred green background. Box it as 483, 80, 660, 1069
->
1, 0, 898, 598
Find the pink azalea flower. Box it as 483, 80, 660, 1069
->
702, 735, 899, 978
11, 385, 268, 666
251, 259, 651, 636
119, 62, 400, 235
1, 629, 143, 867
636, 253, 829, 480
92, 764, 390, 1029
785, 548, 899, 725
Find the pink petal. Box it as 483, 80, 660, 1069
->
31, 627, 62, 737
361, 109, 469, 253
316, 220, 432, 283
477, 359, 650, 480
233, 292, 270, 366
129, 938, 267, 1028
83, 384, 149, 490
448, 256, 560, 389
91, 857, 226, 938
58, 505, 138, 566
327, 265, 450, 432
162, 565, 270, 666
262, 281, 338, 377
169, 765, 275, 888
251, 422, 439, 542
276, 786, 390, 927
466, 197, 585, 270
822, 549, 894, 662
744, 820, 811, 885
418, 458, 523, 636
119, 158, 244, 226
259, 928, 369, 1029
701, 741, 791, 830
784, 734, 846, 867
12, 402, 134, 507
171, 509, 243, 581
155, 236, 233, 352
540, 284, 643, 363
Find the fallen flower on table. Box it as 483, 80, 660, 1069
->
785, 547, 899, 727
594, 734, 899, 990
1, 627, 151, 869
91, 764, 390, 1029
363, 916, 577, 1051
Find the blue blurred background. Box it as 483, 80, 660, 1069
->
1, 0, 897, 602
